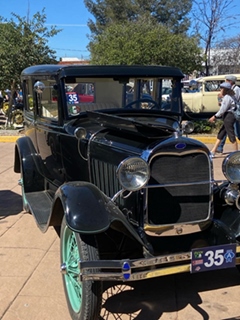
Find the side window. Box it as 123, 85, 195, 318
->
35, 80, 58, 120
205, 81, 221, 92
23, 79, 34, 114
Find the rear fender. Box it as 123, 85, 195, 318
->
14, 136, 44, 192
54, 182, 145, 246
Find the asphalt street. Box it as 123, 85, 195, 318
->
1, 139, 240, 320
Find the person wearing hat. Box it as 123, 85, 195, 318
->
216, 75, 240, 153
208, 81, 238, 157
226, 75, 240, 99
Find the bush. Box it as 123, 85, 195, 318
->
193, 120, 223, 134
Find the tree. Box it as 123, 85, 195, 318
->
191, 0, 240, 75
89, 18, 203, 74
84, 0, 192, 36
0, 9, 61, 90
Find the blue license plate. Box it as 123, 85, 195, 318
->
191, 243, 236, 273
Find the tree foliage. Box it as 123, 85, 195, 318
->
84, 0, 192, 36
0, 9, 61, 90
191, 0, 240, 75
89, 18, 203, 74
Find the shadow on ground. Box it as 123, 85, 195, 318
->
0, 190, 22, 216
100, 265, 240, 319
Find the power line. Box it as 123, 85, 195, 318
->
45, 23, 87, 27
53, 48, 88, 52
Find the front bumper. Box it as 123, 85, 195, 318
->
79, 245, 240, 282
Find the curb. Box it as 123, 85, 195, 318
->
0, 136, 20, 142
189, 136, 230, 144
0, 135, 228, 144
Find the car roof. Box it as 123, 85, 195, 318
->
199, 74, 240, 82
21, 64, 184, 79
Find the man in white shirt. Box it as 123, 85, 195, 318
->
217, 75, 240, 154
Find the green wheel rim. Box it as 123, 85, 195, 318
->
62, 226, 82, 313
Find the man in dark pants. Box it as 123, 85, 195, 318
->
217, 75, 240, 154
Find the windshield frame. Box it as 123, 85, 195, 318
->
62, 76, 183, 119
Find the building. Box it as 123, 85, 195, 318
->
58, 57, 90, 65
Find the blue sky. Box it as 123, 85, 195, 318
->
1, 0, 92, 60
1, 0, 240, 61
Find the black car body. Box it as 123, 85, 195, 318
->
14, 64, 240, 320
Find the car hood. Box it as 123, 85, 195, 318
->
86, 111, 177, 138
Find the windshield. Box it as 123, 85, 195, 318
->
64, 77, 182, 117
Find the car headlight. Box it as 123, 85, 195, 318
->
182, 121, 194, 134
117, 157, 150, 191
222, 151, 240, 183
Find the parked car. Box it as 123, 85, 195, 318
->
14, 64, 240, 320
182, 74, 240, 113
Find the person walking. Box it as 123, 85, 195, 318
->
208, 82, 238, 157
216, 75, 240, 153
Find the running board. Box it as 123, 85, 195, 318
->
25, 191, 52, 231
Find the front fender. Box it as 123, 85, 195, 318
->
14, 136, 44, 192
55, 182, 145, 246
56, 182, 109, 233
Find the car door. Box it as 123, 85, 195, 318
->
22, 78, 38, 149
34, 79, 65, 186
182, 91, 203, 113
201, 80, 221, 112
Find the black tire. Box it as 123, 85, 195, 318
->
60, 216, 102, 320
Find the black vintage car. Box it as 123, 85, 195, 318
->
14, 64, 240, 320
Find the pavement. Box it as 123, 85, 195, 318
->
1, 137, 240, 319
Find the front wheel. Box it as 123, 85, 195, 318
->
60, 216, 102, 320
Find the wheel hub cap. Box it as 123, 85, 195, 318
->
60, 262, 67, 274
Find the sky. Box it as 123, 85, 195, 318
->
1, 0, 93, 60
1, 0, 240, 61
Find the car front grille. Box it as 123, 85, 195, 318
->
91, 159, 120, 198
147, 152, 211, 225
91, 158, 140, 210
91, 151, 211, 226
